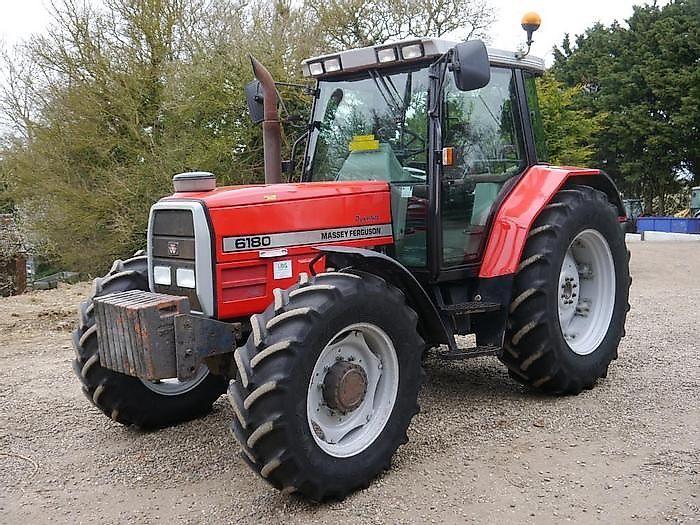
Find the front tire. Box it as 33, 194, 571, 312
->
228, 271, 424, 500
72, 255, 228, 428
501, 185, 631, 394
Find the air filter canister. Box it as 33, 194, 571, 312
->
173, 171, 216, 192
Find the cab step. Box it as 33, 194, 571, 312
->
437, 344, 502, 360
441, 301, 502, 315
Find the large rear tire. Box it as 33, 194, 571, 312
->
501, 185, 631, 394
228, 271, 424, 501
72, 255, 227, 428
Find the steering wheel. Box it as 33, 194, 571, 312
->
402, 128, 425, 154
373, 126, 426, 160
391, 128, 425, 160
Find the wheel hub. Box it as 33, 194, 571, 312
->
322, 361, 368, 412
557, 229, 616, 355
306, 324, 399, 457
561, 278, 575, 301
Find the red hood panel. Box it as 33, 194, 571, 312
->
163, 181, 390, 208
160, 180, 394, 320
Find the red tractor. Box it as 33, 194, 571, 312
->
73, 19, 630, 501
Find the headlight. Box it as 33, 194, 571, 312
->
401, 43, 424, 60
153, 265, 171, 286
323, 57, 342, 73
308, 62, 324, 76
176, 268, 196, 289
376, 47, 397, 63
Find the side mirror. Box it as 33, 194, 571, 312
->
451, 40, 490, 92
244, 80, 265, 124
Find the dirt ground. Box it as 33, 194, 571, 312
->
1, 241, 698, 524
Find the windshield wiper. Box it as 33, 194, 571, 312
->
368, 69, 403, 116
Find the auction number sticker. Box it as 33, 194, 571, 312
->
273, 260, 293, 280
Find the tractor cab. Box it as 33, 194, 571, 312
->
299, 39, 546, 278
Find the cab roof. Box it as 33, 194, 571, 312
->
301, 37, 546, 79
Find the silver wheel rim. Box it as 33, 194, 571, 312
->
558, 229, 616, 356
306, 323, 399, 458
141, 366, 209, 396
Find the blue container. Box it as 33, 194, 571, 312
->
636, 218, 652, 232
672, 218, 700, 234
636, 217, 700, 234
636, 217, 670, 232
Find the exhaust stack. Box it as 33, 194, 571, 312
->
250, 56, 282, 185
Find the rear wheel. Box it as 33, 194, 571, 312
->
228, 271, 424, 500
501, 185, 630, 394
72, 254, 227, 428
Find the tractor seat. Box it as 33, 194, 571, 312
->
336, 143, 406, 182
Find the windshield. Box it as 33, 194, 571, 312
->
305, 66, 430, 183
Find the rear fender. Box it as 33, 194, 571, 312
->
316, 246, 452, 348
566, 171, 624, 215
480, 166, 623, 278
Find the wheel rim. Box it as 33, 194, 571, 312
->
140, 366, 209, 396
557, 229, 616, 356
306, 323, 399, 458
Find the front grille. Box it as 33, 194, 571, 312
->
152, 209, 195, 237
94, 290, 190, 380
150, 208, 202, 311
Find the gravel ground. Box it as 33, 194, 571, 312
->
1, 241, 698, 524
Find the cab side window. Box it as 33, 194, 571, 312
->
440, 67, 526, 266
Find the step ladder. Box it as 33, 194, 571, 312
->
437, 300, 503, 360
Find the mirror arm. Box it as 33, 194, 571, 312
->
428, 55, 450, 118
285, 130, 310, 182
274, 81, 319, 97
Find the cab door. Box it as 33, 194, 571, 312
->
437, 66, 531, 271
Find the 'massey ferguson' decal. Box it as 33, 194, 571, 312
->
222, 224, 393, 253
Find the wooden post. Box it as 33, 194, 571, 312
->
14, 255, 27, 295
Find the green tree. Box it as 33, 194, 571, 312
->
536, 74, 606, 166
304, 0, 494, 49
552, 0, 700, 212
0, 0, 245, 271
0, 0, 496, 274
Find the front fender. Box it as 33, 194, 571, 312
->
315, 246, 451, 347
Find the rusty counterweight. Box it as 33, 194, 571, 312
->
94, 290, 240, 382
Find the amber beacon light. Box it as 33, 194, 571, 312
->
517, 11, 541, 58
521, 12, 541, 45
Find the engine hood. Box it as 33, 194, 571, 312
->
162, 181, 390, 209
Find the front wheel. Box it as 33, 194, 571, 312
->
501, 185, 631, 394
228, 271, 424, 501
72, 255, 227, 428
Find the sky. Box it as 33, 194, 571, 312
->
0, 0, 670, 62
0, 0, 53, 48
488, 0, 670, 62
